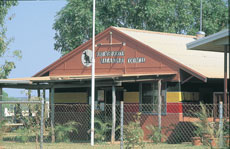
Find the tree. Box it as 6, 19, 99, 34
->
53, 0, 228, 55
0, 0, 21, 79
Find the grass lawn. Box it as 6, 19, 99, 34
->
0, 141, 209, 149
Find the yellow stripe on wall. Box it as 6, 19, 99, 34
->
166, 92, 182, 103
167, 92, 200, 102
124, 92, 139, 103
54, 92, 87, 103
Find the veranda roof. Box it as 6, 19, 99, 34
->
0, 73, 175, 89
187, 29, 229, 52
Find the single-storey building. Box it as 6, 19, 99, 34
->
0, 26, 228, 142
36, 27, 225, 108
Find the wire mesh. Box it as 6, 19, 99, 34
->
0, 101, 43, 148
1, 102, 229, 148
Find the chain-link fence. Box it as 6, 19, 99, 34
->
0, 99, 44, 149
1, 102, 229, 148
47, 102, 230, 148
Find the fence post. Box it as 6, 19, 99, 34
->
224, 46, 227, 118
213, 92, 216, 122
0, 88, 2, 120
43, 89, 46, 117
42, 88, 46, 134
120, 101, 124, 149
111, 85, 116, 144
40, 98, 44, 149
158, 80, 162, 132
219, 101, 223, 148
51, 87, 55, 143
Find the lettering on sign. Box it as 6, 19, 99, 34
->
97, 51, 124, 57
100, 58, 124, 64
81, 50, 147, 65
127, 57, 145, 63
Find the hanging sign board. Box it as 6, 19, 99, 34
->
98, 90, 104, 101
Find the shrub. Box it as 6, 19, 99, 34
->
146, 124, 166, 144
192, 103, 214, 137
223, 119, 230, 136
94, 117, 111, 143
0, 120, 8, 142
14, 127, 31, 143
192, 102, 220, 146
54, 121, 80, 142
124, 112, 145, 149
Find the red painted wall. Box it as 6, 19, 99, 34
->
167, 103, 183, 113
49, 29, 180, 81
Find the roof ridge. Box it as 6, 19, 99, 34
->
112, 26, 196, 38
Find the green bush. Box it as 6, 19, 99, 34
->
192, 102, 221, 146
146, 124, 166, 144
54, 121, 79, 142
222, 118, 230, 147
0, 120, 8, 142
223, 119, 230, 136
124, 112, 145, 149
192, 103, 215, 137
14, 127, 31, 143
94, 117, 111, 143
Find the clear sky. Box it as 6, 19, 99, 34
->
4, 1, 67, 97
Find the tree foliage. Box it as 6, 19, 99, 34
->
0, 0, 21, 79
53, 0, 228, 55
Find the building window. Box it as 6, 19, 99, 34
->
140, 81, 166, 114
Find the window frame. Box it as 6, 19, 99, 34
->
139, 81, 167, 115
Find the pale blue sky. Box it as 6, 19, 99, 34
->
4, 1, 67, 97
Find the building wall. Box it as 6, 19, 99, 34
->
53, 81, 209, 142
54, 78, 222, 119
53, 81, 200, 112
54, 92, 88, 103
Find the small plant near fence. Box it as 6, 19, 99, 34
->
54, 121, 80, 142
146, 124, 166, 144
223, 118, 230, 147
94, 117, 111, 143
0, 120, 7, 142
192, 102, 221, 147
0, 120, 8, 148
124, 112, 145, 149
14, 127, 31, 143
